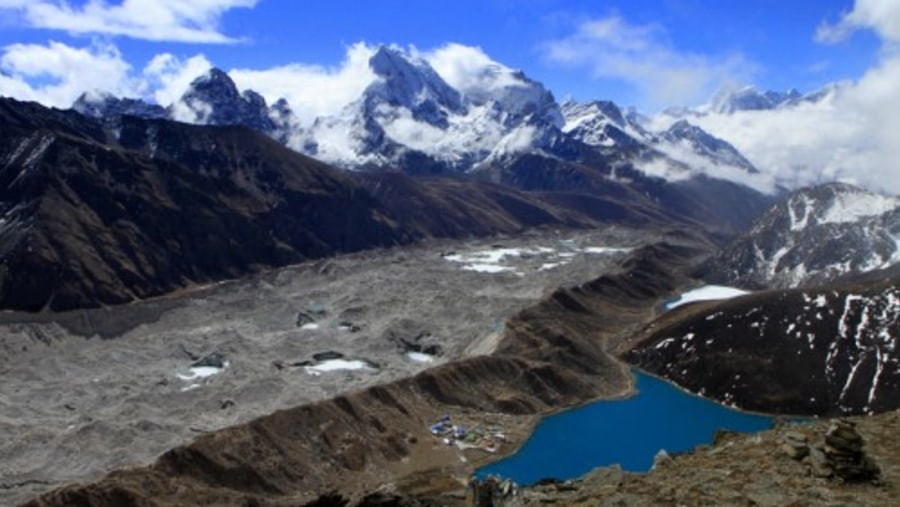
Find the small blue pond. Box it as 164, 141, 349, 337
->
476, 370, 774, 485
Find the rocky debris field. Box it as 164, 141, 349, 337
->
20, 236, 708, 507
0, 226, 652, 506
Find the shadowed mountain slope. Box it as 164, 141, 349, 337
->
2, 98, 733, 312
0, 99, 409, 311
627, 267, 900, 416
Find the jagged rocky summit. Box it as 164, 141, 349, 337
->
67, 45, 767, 193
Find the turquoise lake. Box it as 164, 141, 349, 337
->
476, 370, 774, 485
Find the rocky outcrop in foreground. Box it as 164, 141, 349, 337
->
513, 410, 897, 507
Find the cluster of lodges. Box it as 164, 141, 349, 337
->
429, 414, 507, 453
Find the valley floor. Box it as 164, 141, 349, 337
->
0, 226, 653, 506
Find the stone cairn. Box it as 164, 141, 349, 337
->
466, 476, 521, 507
781, 419, 880, 482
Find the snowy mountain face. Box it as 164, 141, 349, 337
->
169, 68, 282, 133
702, 182, 900, 289
628, 273, 900, 415
659, 120, 758, 174
300, 46, 571, 172
74, 69, 295, 139
561, 100, 760, 179
73, 91, 167, 120
561, 100, 647, 150
66, 45, 771, 195
708, 87, 803, 114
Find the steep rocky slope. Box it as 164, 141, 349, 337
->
627, 267, 900, 416
702, 182, 900, 289
0, 98, 405, 311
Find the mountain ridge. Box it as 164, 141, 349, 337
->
67, 46, 775, 198
701, 182, 900, 289
6, 96, 759, 312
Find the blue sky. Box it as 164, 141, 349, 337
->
0, 0, 882, 111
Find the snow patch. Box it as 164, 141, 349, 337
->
304, 359, 370, 375
582, 246, 631, 254
820, 192, 899, 224
176, 362, 228, 383
461, 263, 516, 273
665, 285, 750, 311
407, 352, 435, 363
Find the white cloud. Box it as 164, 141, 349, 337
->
0, 40, 138, 107
421, 43, 523, 98
228, 42, 378, 125
650, 139, 779, 194
653, 0, 900, 197
142, 53, 212, 105
668, 56, 900, 196
816, 0, 900, 44
541, 14, 755, 109
0, 0, 257, 43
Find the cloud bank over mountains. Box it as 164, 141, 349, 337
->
665, 0, 900, 195
0, 0, 897, 195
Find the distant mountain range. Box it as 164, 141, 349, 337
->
659, 84, 838, 119
0, 94, 773, 312
4, 45, 895, 314
72, 45, 764, 189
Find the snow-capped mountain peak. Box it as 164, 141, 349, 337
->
660, 119, 758, 174
170, 67, 276, 131
561, 99, 649, 151
365, 45, 465, 126
297, 45, 572, 171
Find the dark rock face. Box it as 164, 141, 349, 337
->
701, 182, 900, 289
72, 92, 167, 120
660, 120, 758, 173
172, 68, 277, 132
627, 271, 900, 416
0, 97, 407, 311
365, 46, 466, 129
191, 353, 226, 369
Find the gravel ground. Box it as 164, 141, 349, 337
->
0, 226, 656, 506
